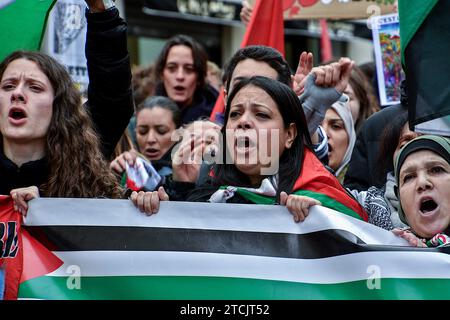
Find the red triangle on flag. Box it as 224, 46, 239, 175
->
20, 229, 63, 284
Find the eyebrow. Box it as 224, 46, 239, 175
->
401, 159, 449, 175
166, 62, 194, 67
230, 102, 272, 110
2, 76, 47, 86
326, 117, 343, 123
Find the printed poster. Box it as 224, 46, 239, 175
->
42, 0, 89, 95
371, 13, 404, 106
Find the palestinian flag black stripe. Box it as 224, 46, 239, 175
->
25, 226, 371, 259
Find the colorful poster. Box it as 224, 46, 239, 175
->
371, 13, 404, 106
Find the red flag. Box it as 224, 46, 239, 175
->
320, 19, 332, 63
210, 0, 285, 122
0, 196, 63, 299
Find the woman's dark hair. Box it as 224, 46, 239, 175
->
223, 45, 292, 93
137, 96, 182, 128
377, 110, 408, 176
214, 76, 312, 201
154, 34, 208, 98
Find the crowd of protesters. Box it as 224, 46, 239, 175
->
1, 0, 450, 300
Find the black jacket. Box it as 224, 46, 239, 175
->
84, 7, 134, 160
344, 103, 406, 192
0, 154, 49, 196
0, 8, 133, 195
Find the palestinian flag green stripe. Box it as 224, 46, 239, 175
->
19, 275, 450, 300
235, 188, 277, 205
234, 189, 362, 220
0, 0, 56, 60
293, 190, 362, 221
398, 0, 437, 64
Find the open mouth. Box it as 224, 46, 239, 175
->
145, 148, 160, 156
174, 86, 185, 92
235, 136, 254, 149
8, 107, 27, 120
420, 198, 438, 214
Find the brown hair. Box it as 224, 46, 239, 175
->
0, 51, 123, 198
349, 65, 380, 133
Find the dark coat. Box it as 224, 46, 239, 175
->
84, 7, 134, 160
344, 103, 406, 192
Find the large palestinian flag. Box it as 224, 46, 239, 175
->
0, 0, 56, 60
398, 0, 450, 129
11, 198, 450, 300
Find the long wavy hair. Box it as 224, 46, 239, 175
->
214, 76, 313, 202
0, 51, 122, 198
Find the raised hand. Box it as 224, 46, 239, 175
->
240, 0, 253, 26
309, 57, 354, 93
85, 0, 114, 12
292, 51, 314, 95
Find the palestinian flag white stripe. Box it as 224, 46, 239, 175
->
47, 250, 450, 284
25, 199, 407, 246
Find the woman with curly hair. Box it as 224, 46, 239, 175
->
0, 51, 123, 207
0, 21, 163, 215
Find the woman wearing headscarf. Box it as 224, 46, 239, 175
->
392, 135, 450, 247
321, 101, 356, 183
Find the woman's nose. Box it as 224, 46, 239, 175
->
416, 172, 433, 192
176, 67, 184, 79
147, 130, 157, 143
11, 84, 26, 103
236, 113, 253, 130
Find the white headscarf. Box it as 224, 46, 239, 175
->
330, 101, 356, 178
